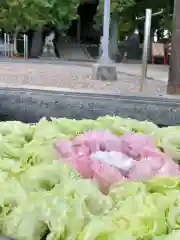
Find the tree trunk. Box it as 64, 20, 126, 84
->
109, 12, 120, 62
29, 30, 44, 58
167, 0, 180, 94
13, 31, 18, 56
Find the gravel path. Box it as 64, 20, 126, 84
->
0, 62, 167, 95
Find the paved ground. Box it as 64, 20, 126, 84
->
0, 60, 168, 95
116, 63, 168, 83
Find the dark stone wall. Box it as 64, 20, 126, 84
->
0, 88, 180, 126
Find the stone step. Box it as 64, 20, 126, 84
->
41, 41, 93, 61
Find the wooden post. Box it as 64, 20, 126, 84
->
167, 0, 180, 94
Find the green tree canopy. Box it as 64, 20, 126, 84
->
0, 0, 79, 33
0, 0, 173, 39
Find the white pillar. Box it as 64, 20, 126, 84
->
93, 0, 117, 81
99, 0, 111, 63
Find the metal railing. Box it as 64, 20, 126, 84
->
3, 33, 28, 59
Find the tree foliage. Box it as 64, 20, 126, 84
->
0, 0, 79, 33
134, 0, 173, 35
94, 0, 135, 29
0, 0, 173, 39
111, 0, 173, 40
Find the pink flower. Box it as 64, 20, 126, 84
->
55, 131, 180, 193
91, 160, 125, 194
